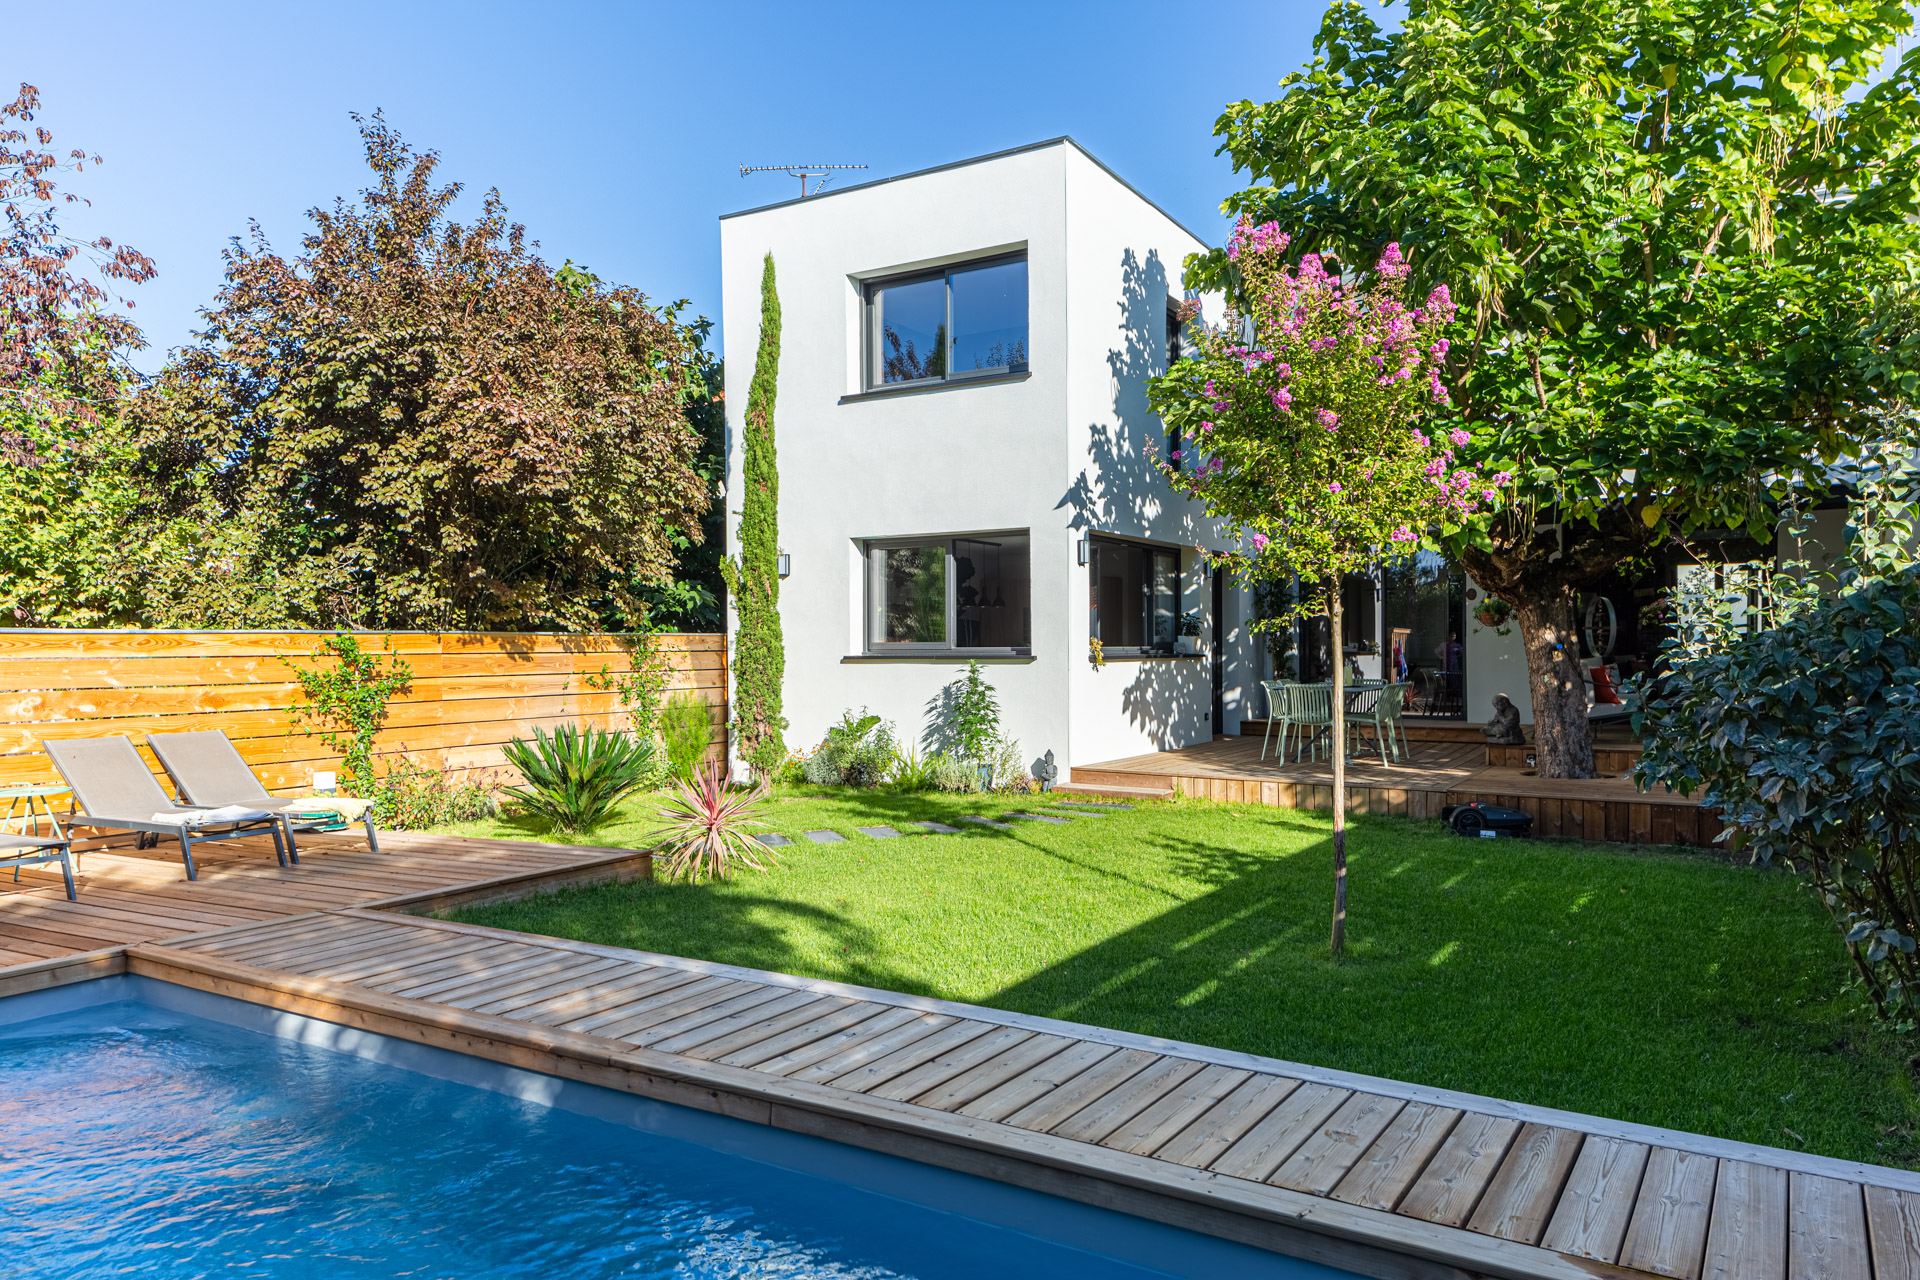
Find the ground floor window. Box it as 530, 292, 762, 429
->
1088, 537, 1178, 654
865, 532, 1031, 654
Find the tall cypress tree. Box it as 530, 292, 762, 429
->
724, 253, 786, 774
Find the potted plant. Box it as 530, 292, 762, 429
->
1473, 597, 1513, 630
1174, 610, 1204, 655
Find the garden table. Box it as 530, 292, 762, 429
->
0, 782, 72, 879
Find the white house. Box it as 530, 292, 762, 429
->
719, 138, 1261, 774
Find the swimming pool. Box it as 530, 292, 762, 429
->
0, 977, 1348, 1278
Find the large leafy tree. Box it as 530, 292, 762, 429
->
1190, 0, 1920, 776
0, 83, 154, 625
133, 114, 708, 632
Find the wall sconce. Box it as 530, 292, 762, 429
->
1076, 536, 1090, 566
776, 553, 792, 578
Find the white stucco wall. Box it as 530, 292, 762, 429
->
1464, 577, 1530, 724
720, 139, 1249, 773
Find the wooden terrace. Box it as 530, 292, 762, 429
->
1072, 725, 1720, 846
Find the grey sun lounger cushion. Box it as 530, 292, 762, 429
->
148, 730, 383, 858
43, 736, 290, 881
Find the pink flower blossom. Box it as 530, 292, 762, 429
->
1250, 532, 1270, 551
1389, 525, 1416, 543
1328, 481, 1342, 493
1448, 428, 1471, 447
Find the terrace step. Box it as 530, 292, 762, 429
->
1053, 780, 1174, 802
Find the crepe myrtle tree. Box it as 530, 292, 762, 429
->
1149, 221, 1503, 953
1190, 0, 1920, 778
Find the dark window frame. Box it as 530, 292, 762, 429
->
863, 252, 1029, 391
1088, 535, 1181, 656
863, 531, 1033, 656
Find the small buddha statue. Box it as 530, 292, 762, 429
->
1034, 749, 1059, 792
1484, 693, 1525, 745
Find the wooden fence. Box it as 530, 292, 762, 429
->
0, 631, 726, 795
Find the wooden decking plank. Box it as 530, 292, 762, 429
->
1269, 1091, 1407, 1196
822, 1020, 999, 1094
427, 950, 619, 1007
646, 989, 825, 1056
306, 935, 495, 984
618, 984, 794, 1049
1397, 1113, 1523, 1228
1467, 1122, 1587, 1244
1701, 1159, 1787, 1280
219, 919, 412, 968
755, 1008, 949, 1079
1788, 1171, 1870, 1280
1051, 1056, 1206, 1145
904, 1032, 1076, 1112
1865, 1186, 1920, 1280
1002, 1048, 1163, 1134
1620, 1147, 1720, 1280
682, 996, 861, 1063
371, 943, 557, 1000
188, 915, 378, 961
560, 975, 749, 1039
512, 967, 702, 1029
1099, 1063, 1252, 1156
1539, 1136, 1650, 1263
867, 1025, 1038, 1102
1154, 1072, 1302, 1169
1330, 1102, 1462, 1213
461, 958, 635, 1016
955, 1040, 1121, 1122
1210, 1081, 1351, 1183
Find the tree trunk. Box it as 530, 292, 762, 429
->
1330, 591, 1348, 955
1511, 584, 1596, 778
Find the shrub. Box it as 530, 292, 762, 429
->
926, 661, 1001, 761
366, 757, 499, 829
500, 723, 658, 833
928, 751, 981, 793
660, 690, 712, 782
990, 738, 1031, 792
801, 709, 896, 788
651, 763, 774, 882
1633, 456, 1920, 1026
887, 746, 939, 792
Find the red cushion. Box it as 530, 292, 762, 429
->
1590, 665, 1622, 704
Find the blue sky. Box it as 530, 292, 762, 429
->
7, 1, 1329, 370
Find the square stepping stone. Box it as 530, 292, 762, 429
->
1055, 801, 1132, 810
855, 825, 900, 839
962, 815, 1014, 830
1008, 812, 1069, 824
753, 833, 793, 847
802, 829, 845, 844
915, 822, 959, 834
1048, 806, 1107, 816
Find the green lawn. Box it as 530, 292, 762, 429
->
439, 788, 1920, 1168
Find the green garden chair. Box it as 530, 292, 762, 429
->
1286, 683, 1335, 762
1260, 681, 1293, 761
1344, 682, 1411, 766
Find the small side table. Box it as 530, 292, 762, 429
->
1, 784, 72, 881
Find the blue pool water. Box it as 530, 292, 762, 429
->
0, 978, 1344, 1278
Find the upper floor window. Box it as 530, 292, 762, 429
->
864, 254, 1028, 389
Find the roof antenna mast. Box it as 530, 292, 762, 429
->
739, 163, 869, 199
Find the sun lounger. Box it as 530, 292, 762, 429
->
1, 832, 76, 900
43, 736, 289, 881
147, 730, 382, 860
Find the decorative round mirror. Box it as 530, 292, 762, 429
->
1583, 594, 1619, 659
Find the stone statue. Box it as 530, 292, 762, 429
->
1034, 749, 1059, 792
1483, 693, 1525, 745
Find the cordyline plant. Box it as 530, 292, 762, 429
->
1149, 221, 1502, 952
651, 762, 774, 883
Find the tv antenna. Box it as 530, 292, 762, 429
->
739, 163, 868, 198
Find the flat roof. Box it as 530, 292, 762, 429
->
719, 136, 1217, 248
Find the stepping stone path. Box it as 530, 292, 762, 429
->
753, 833, 793, 848
855, 826, 900, 839
915, 822, 959, 834
961, 816, 1015, 830
1008, 812, 1069, 824
802, 830, 845, 844
1048, 807, 1106, 816
1054, 801, 1132, 810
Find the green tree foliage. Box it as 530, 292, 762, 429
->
0, 84, 155, 626
723, 253, 786, 775
1191, 0, 1920, 777
1149, 225, 1481, 953
1633, 449, 1920, 1026
131, 113, 708, 632
638, 352, 727, 631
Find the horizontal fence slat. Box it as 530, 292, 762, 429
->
0, 631, 725, 797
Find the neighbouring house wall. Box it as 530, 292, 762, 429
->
1777, 507, 1849, 582
720, 145, 1073, 766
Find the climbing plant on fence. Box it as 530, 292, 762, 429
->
722, 252, 787, 777
283, 632, 414, 791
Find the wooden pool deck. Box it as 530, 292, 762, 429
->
1074, 731, 1720, 846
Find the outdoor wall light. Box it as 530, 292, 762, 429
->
1076, 536, 1090, 566
776, 553, 792, 578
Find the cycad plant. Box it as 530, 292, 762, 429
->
652, 762, 773, 882
500, 723, 657, 833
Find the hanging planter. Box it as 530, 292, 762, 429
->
1474, 597, 1513, 630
